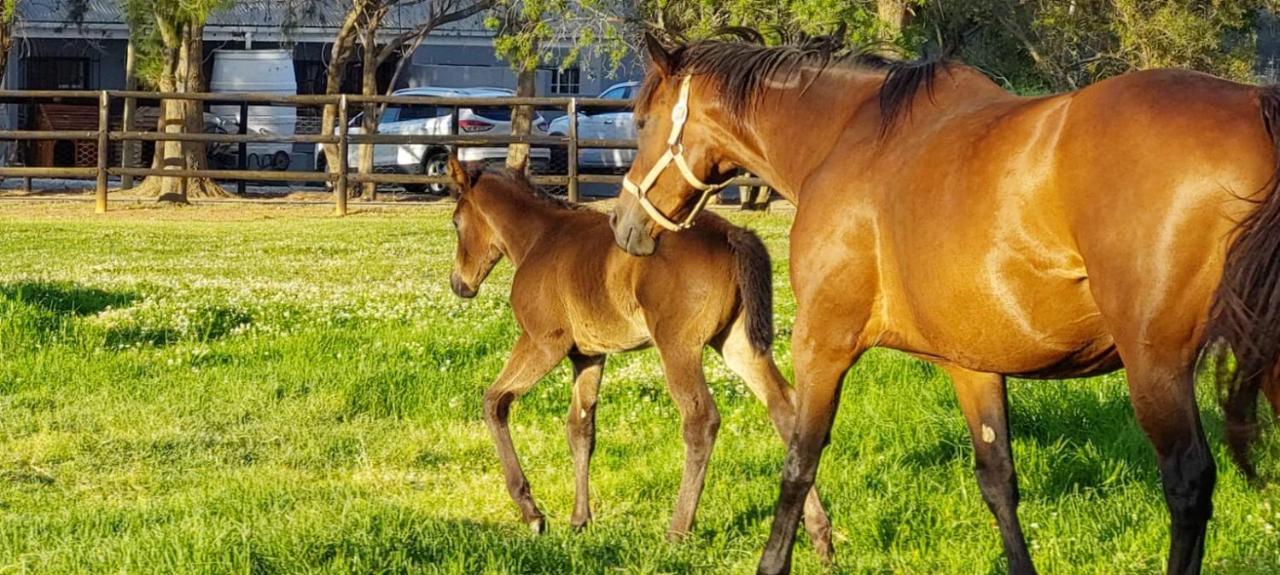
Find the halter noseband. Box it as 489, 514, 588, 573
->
622, 75, 729, 232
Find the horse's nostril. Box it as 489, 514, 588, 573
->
608, 211, 617, 226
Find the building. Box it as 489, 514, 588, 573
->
10, 1, 640, 95
3, 1, 642, 168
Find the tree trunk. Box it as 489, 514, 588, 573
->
321, 7, 362, 195
359, 23, 379, 200
506, 65, 536, 172
136, 21, 228, 201
0, 12, 15, 169
877, 0, 909, 37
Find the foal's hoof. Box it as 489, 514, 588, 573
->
528, 517, 546, 535
665, 529, 690, 543
570, 514, 592, 532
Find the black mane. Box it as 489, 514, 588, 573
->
638, 36, 950, 135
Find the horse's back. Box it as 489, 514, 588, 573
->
523, 211, 743, 355
860, 68, 1276, 374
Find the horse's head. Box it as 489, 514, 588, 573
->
610, 34, 739, 256
447, 156, 503, 298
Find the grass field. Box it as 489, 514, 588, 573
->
1, 202, 1278, 574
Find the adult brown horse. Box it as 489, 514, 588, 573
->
609, 34, 1280, 575
445, 158, 832, 553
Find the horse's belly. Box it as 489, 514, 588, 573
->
890, 258, 1115, 376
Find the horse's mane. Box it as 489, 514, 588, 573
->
471, 165, 590, 213
637, 34, 950, 135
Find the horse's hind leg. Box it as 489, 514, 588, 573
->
484, 333, 568, 534
567, 352, 605, 530
943, 366, 1036, 575
716, 319, 833, 562
1122, 351, 1215, 575
655, 341, 720, 540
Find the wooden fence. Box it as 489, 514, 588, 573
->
0, 90, 765, 215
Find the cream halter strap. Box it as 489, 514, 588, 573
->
621, 75, 730, 232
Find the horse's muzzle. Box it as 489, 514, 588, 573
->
610, 201, 657, 257
450, 272, 478, 299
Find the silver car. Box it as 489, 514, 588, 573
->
548, 81, 638, 172
324, 87, 550, 194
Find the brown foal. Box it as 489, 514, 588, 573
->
610, 34, 1280, 575
445, 158, 831, 554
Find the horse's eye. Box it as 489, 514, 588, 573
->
636, 118, 647, 131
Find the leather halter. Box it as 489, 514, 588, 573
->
622, 75, 729, 232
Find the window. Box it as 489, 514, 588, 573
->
550, 67, 580, 95
26, 58, 90, 90
396, 105, 440, 122
600, 85, 632, 100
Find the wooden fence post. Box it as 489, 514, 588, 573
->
96, 91, 109, 213
335, 95, 348, 216
567, 98, 579, 203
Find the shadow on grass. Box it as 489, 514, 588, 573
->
903, 380, 1166, 500
0, 281, 136, 316
285, 515, 715, 574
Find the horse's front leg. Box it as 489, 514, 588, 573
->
757, 268, 874, 575
484, 333, 569, 533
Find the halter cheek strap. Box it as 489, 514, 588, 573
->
622, 75, 729, 232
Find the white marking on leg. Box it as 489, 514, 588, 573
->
981, 424, 996, 444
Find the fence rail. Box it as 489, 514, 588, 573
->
0, 89, 766, 215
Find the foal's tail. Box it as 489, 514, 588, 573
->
727, 227, 774, 354
1203, 85, 1280, 480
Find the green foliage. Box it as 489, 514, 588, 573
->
909, 0, 1267, 92
646, 0, 888, 46
488, 0, 632, 73
61, 0, 231, 87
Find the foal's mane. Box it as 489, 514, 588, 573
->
472, 165, 590, 213
637, 35, 950, 135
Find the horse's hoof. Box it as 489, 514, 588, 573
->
570, 514, 592, 532
665, 529, 689, 543
528, 517, 546, 535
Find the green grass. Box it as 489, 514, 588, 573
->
0, 202, 1277, 574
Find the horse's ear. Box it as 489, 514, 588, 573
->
645, 32, 674, 77
447, 153, 470, 193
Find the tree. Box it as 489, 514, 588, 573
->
66, 0, 233, 201
310, 0, 495, 200
488, 0, 632, 171
909, 0, 1267, 92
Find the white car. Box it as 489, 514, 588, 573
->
548, 81, 638, 172
323, 86, 551, 194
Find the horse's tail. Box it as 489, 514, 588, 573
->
728, 226, 774, 354
1203, 85, 1280, 480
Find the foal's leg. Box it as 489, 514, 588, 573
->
717, 319, 833, 562
1123, 352, 1215, 575
484, 333, 568, 534
944, 366, 1036, 575
567, 352, 605, 530
655, 342, 721, 539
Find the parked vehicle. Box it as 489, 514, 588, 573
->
548, 81, 638, 172
209, 50, 297, 171
320, 87, 551, 194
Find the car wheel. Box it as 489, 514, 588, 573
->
415, 152, 449, 195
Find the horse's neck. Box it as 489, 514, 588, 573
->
723, 65, 1009, 204
720, 68, 884, 202
478, 191, 556, 267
